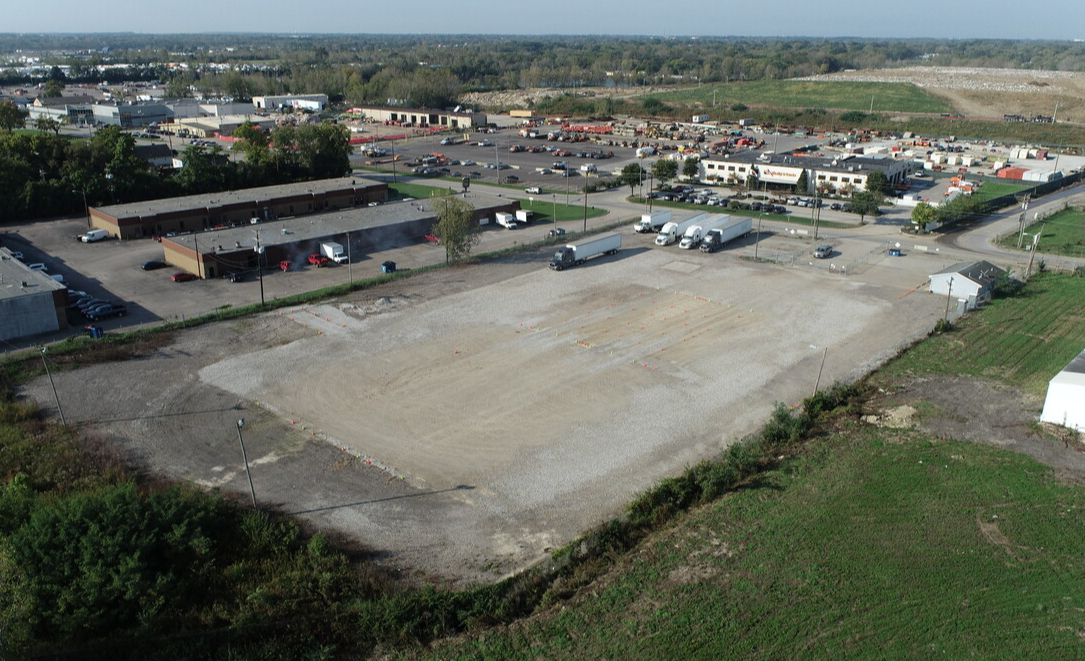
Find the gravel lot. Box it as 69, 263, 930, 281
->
21, 234, 947, 585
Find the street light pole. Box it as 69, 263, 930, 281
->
39, 347, 66, 426
235, 419, 257, 508
253, 229, 265, 306
583, 185, 588, 233
754, 213, 764, 260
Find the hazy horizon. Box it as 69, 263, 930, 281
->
6, 0, 1084, 41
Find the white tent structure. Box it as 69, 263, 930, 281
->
1041, 349, 1085, 431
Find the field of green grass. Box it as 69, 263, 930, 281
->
973, 180, 1031, 202
408, 427, 1085, 660
649, 80, 952, 114
882, 273, 1085, 396
996, 206, 1085, 259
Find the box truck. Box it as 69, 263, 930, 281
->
549, 234, 622, 270
655, 213, 707, 246
700, 215, 752, 252
320, 242, 348, 264
633, 210, 672, 233
496, 212, 518, 229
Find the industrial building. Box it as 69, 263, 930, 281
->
158, 191, 520, 278
700, 151, 909, 193
928, 260, 1007, 310
352, 105, 486, 130
0, 250, 68, 342
253, 95, 329, 112
88, 177, 389, 240
27, 97, 173, 128
1041, 348, 1085, 432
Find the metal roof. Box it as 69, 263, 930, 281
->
92, 176, 385, 219
931, 260, 1006, 287
0, 251, 66, 302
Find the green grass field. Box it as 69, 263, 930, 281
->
883, 273, 1085, 396
649, 80, 952, 114
408, 428, 1085, 660
973, 180, 1031, 202
996, 206, 1085, 259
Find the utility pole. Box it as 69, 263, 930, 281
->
235, 419, 257, 508
582, 186, 588, 233
39, 347, 66, 426
754, 213, 764, 260
1016, 193, 1031, 249
943, 277, 954, 323
253, 229, 265, 306
1025, 226, 1044, 280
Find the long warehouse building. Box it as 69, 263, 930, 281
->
88, 177, 389, 240
159, 191, 520, 279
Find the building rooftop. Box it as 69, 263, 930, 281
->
931, 260, 1007, 286
0, 251, 66, 302
164, 189, 515, 257
93, 176, 386, 219
1062, 348, 1085, 376
714, 150, 903, 174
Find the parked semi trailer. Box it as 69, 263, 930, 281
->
700, 215, 752, 253
655, 213, 707, 246
549, 234, 622, 270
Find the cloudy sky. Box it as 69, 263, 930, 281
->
6, 0, 1084, 40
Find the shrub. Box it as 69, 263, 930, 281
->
805, 382, 859, 419
760, 402, 808, 452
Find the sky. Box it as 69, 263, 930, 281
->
5, 0, 1085, 40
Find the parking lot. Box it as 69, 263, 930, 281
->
20, 220, 954, 583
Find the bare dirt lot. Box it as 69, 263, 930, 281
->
21, 239, 946, 585
800, 66, 1085, 122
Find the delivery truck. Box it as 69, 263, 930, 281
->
655, 213, 707, 246
496, 212, 518, 229
699, 215, 752, 253
549, 234, 622, 270
633, 210, 672, 233
320, 242, 348, 264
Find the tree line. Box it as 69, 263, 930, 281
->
4, 36, 1085, 110
0, 110, 351, 222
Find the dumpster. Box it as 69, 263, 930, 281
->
381, 261, 396, 274
84, 325, 103, 339
888, 248, 902, 257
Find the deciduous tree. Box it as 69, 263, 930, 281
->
431, 191, 479, 263
620, 162, 646, 196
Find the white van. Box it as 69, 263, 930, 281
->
81, 229, 109, 243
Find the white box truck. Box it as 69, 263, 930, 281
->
700, 215, 752, 253
655, 213, 707, 246
321, 242, 347, 264
549, 234, 621, 270
515, 209, 534, 224
633, 210, 672, 233
496, 212, 518, 229
81, 229, 109, 243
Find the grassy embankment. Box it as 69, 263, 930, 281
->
396, 273, 1085, 660
996, 206, 1085, 260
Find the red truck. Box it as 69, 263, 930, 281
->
307, 254, 329, 268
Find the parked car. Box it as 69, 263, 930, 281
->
223, 272, 242, 282
7, 250, 24, 261
171, 272, 198, 282
814, 245, 833, 259
308, 254, 330, 267
27, 262, 47, 272
87, 304, 126, 320
141, 260, 167, 271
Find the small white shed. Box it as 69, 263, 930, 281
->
929, 260, 1006, 310
1041, 349, 1085, 431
